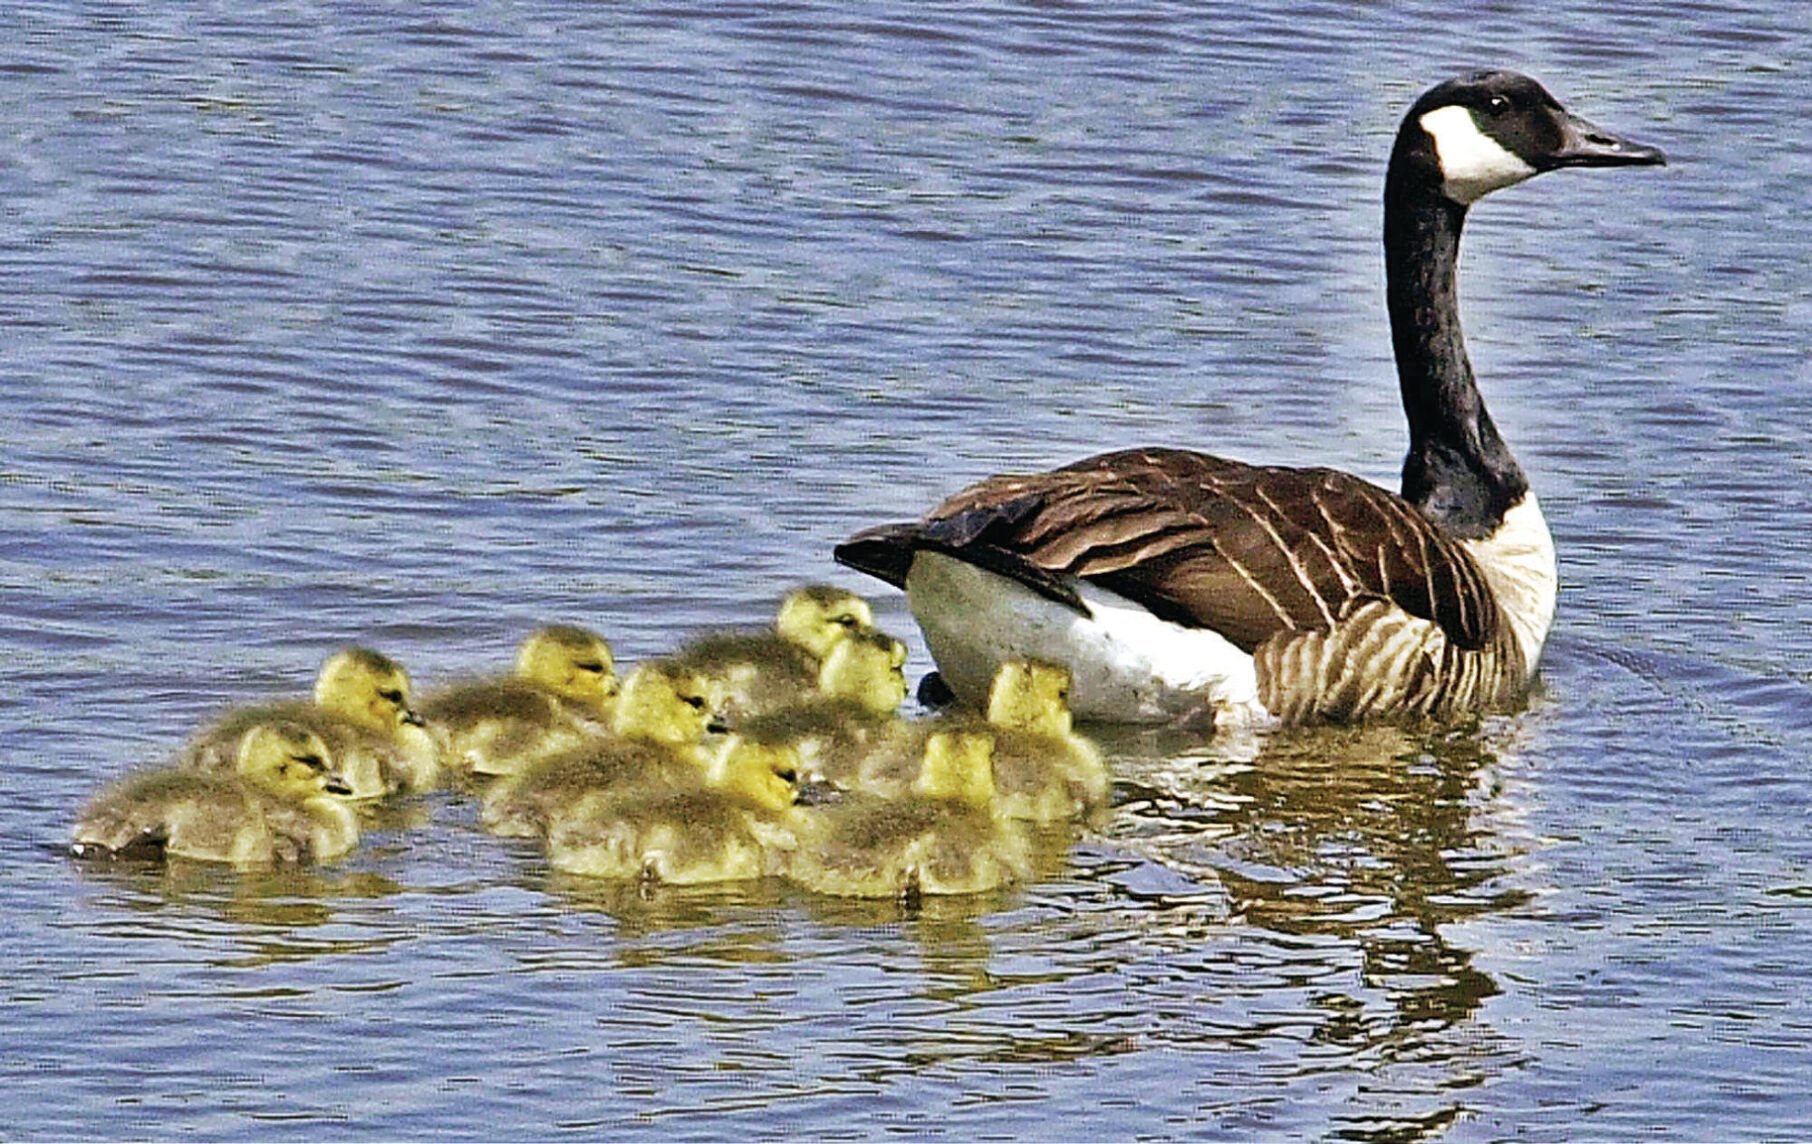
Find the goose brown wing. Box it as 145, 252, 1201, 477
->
838, 447, 1499, 654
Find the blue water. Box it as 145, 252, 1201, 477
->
5, 2, 1812, 1138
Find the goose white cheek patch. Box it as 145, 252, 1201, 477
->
1420, 105, 1537, 204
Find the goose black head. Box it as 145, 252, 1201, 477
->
1395, 70, 1666, 205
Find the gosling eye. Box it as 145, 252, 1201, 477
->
379, 688, 406, 706
682, 694, 707, 710
776, 769, 798, 785
832, 614, 860, 629
575, 661, 606, 674
295, 753, 328, 773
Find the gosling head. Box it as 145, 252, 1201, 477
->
1396, 70, 1665, 207
515, 624, 618, 710
314, 647, 424, 735
774, 585, 874, 661
705, 735, 801, 812
986, 660, 1074, 738
610, 662, 715, 746
236, 722, 353, 802
914, 730, 997, 809
817, 630, 909, 716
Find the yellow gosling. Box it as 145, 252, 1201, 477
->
515, 625, 619, 706
787, 730, 1032, 899
421, 625, 617, 778
853, 661, 1107, 824
479, 661, 714, 838
738, 629, 910, 786
980, 660, 1110, 824
182, 647, 442, 799
73, 723, 360, 866
670, 585, 877, 721
546, 735, 802, 885
775, 585, 877, 660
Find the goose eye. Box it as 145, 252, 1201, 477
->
1485, 94, 1509, 115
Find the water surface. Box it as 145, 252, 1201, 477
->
5, 2, 1811, 1139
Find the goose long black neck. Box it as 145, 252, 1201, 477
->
1384, 162, 1527, 539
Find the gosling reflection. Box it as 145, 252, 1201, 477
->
543, 872, 791, 970
70, 857, 407, 964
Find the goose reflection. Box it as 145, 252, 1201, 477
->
1095, 713, 1531, 1053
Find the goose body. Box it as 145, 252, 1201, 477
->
181, 647, 442, 797
73, 723, 360, 866
836, 71, 1663, 726
421, 625, 617, 778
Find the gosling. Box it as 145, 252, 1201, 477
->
182, 647, 441, 798
419, 624, 618, 779
857, 660, 1108, 825
72, 722, 360, 866
668, 585, 877, 721
479, 660, 716, 838
546, 734, 802, 885
736, 628, 909, 788
786, 729, 1032, 900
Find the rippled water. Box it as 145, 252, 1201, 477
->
6, 2, 1812, 1139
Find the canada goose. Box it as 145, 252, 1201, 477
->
479, 660, 715, 838
420, 625, 617, 778
182, 647, 442, 797
72, 722, 360, 865
669, 585, 877, 721
787, 729, 1033, 899
736, 629, 910, 786
835, 71, 1664, 726
545, 735, 802, 884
